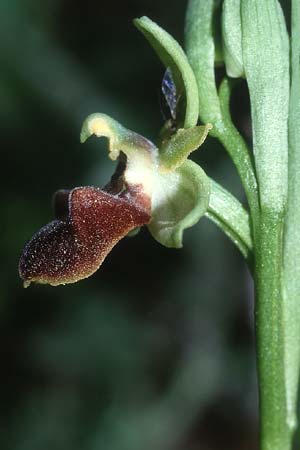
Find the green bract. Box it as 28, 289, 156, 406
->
81, 114, 211, 249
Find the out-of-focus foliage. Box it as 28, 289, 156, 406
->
0, 1, 260, 449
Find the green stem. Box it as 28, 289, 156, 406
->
213, 78, 260, 224
186, 2, 295, 448
255, 210, 292, 450
282, 0, 300, 435
206, 178, 253, 261
240, 2, 290, 448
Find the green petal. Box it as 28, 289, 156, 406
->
148, 160, 210, 248
134, 16, 199, 128
159, 124, 212, 172
80, 113, 158, 197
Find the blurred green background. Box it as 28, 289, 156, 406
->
0, 0, 281, 449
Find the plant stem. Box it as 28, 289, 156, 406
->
213, 78, 259, 225
240, 2, 290, 448
254, 210, 293, 450
186, 2, 297, 448
282, 0, 300, 435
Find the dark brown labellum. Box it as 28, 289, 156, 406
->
19, 186, 151, 286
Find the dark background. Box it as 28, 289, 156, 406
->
0, 1, 292, 449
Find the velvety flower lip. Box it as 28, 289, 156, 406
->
19, 185, 151, 287
19, 114, 158, 287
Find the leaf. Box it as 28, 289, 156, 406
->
185, 0, 222, 124
159, 124, 212, 172
134, 16, 199, 128
222, 0, 244, 78
241, 0, 289, 211
148, 160, 210, 248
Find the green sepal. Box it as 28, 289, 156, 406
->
159, 124, 212, 172
222, 0, 244, 78
134, 16, 199, 129
148, 160, 210, 248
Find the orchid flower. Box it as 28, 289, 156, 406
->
18, 16, 213, 287
19, 113, 211, 287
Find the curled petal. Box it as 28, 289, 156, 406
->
159, 124, 212, 171
19, 186, 150, 287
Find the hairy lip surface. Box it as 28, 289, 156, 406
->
19, 186, 151, 286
